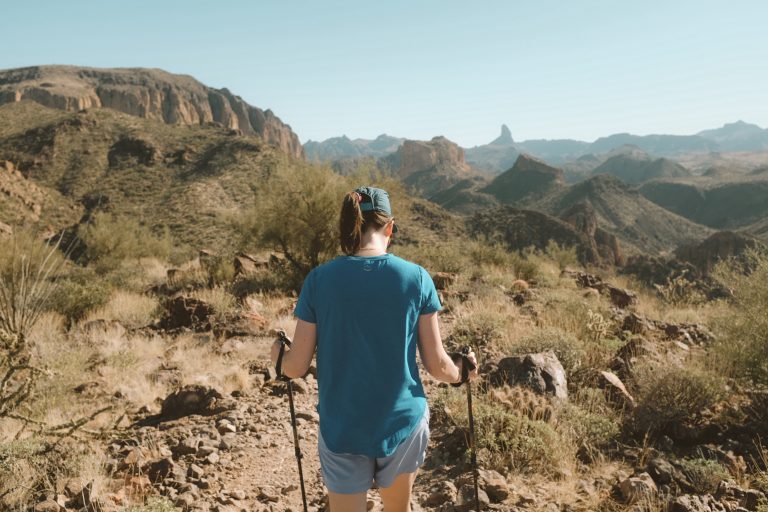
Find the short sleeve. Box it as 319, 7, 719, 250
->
419, 266, 442, 315
293, 269, 317, 323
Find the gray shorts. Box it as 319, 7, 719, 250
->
317, 407, 430, 494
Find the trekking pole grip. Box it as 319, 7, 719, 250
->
450, 345, 477, 387
275, 330, 292, 380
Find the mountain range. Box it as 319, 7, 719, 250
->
1, 64, 767, 269
307, 121, 768, 173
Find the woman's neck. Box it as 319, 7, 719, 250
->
353, 231, 389, 256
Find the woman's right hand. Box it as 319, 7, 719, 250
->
452, 349, 479, 383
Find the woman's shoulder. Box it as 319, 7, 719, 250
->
388, 254, 431, 277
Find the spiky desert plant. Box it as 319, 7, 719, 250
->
0, 233, 65, 419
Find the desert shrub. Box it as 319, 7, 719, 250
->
510, 327, 585, 374
656, 273, 706, 306
555, 399, 621, 461
677, 457, 731, 494
48, 267, 112, 325
78, 212, 174, 273
545, 240, 579, 271
394, 241, 469, 274
508, 251, 541, 282
239, 161, 346, 279
436, 387, 566, 475
710, 249, 768, 386
630, 363, 725, 437
0, 439, 100, 509
468, 239, 514, 268
449, 307, 508, 349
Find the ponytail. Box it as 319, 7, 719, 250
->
340, 192, 364, 255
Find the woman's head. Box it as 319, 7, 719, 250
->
339, 186, 396, 255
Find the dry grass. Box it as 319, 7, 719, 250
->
83, 290, 160, 329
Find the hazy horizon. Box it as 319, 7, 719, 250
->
3, 0, 767, 146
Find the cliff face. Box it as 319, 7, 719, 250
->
0, 66, 303, 158
393, 136, 470, 178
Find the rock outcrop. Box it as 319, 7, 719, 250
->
0, 65, 303, 158
384, 136, 478, 197
559, 201, 623, 266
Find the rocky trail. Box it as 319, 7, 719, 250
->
100, 335, 503, 512
40, 269, 768, 512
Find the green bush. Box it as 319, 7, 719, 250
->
435, 387, 566, 475
468, 239, 514, 268
449, 308, 507, 349
555, 399, 621, 461
677, 457, 731, 494
711, 249, 768, 386
78, 212, 175, 273
545, 240, 579, 271
630, 364, 725, 437
510, 327, 585, 374
238, 161, 347, 280
47, 267, 112, 325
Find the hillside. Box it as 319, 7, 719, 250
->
527, 174, 714, 254
639, 176, 768, 230
592, 152, 691, 184
0, 65, 303, 158
0, 101, 463, 250
481, 154, 565, 203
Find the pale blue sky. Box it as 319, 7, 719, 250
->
2, 1, 767, 146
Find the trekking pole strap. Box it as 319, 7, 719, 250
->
450, 346, 476, 387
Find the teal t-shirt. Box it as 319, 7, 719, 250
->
293, 252, 442, 458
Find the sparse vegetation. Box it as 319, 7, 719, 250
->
629, 363, 725, 438
711, 249, 768, 386
78, 211, 175, 273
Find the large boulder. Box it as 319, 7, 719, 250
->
618, 472, 657, 504
159, 295, 215, 331
160, 385, 226, 420
491, 351, 567, 399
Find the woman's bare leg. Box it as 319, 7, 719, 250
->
379, 470, 418, 512
328, 490, 368, 512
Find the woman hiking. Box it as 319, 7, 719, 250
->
271, 186, 478, 512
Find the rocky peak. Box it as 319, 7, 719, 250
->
0, 65, 303, 159
392, 136, 469, 178
490, 124, 514, 145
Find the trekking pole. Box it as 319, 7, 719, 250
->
451, 345, 480, 511
275, 330, 309, 512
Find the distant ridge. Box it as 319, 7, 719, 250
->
591, 150, 691, 184
0, 65, 303, 158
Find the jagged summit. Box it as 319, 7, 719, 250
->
490, 124, 514, 145
0, 65, 303, 158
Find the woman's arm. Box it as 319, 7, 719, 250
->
417, 312, 478, 383
270, 319, 317, 379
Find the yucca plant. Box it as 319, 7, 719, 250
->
0, 232, 65, 419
